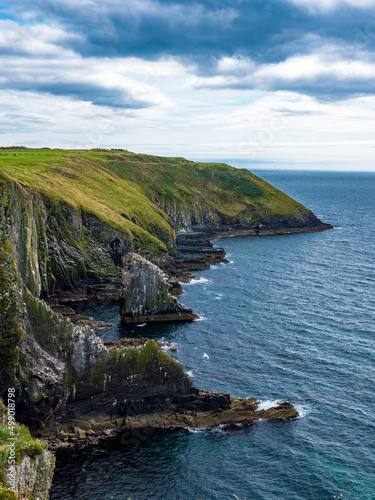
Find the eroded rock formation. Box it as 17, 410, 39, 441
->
120, 253, 198, 323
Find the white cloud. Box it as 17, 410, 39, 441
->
0, 20, 81, 56
190, 48, 375, 93
286, 0, 375, 13
0, 52, 192, 108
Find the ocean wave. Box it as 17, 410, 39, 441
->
187, 427, 204, 434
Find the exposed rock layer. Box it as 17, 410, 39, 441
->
120, 253, 198, 323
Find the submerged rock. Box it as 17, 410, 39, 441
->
120, 253, 198, 323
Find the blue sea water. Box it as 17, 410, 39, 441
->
51, 171, 375, 500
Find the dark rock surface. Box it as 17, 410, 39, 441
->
174, 232, 227, 271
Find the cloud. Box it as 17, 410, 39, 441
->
189, 43, 375, 99
4, 0, 375, 98
0, 20, 82, 56
286, 0, 375, 13
0, 50, 186, 108
2, 0, 375, 169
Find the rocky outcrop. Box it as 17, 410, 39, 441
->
40, 395, 297, 447
120, 253, 198, 323
121, 396, 298, 430
10, 450, 55, 500
174, 232, 227, 271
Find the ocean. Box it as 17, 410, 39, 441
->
50, 170, 375, 500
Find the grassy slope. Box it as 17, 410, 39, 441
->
0, 148, 310, 252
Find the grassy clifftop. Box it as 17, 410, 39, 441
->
0, 148, 312, 253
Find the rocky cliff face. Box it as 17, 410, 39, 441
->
0, 178, 196, 431
0, 168, 328, 428
120, 253, 198, 323
157, 194, 329, 235
0, 177, 134, 299
11, 450, 55, 500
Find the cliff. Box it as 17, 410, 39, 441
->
0, 149, 330, 258
0, 147, 331, 496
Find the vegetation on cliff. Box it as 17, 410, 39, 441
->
0, 148, 317, 256
0, 399, 48, 499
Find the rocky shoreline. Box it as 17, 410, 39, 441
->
174, 223, 332, 272
39, 395, 298, 450
0, 161, 334, 498
43, 221, 334, 332
20, 222, 334, 436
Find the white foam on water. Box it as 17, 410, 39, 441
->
194, 316, 207, 322
256, 400, 281, 411
186, 370, 195, 378
294, 405, 310, 418
161, 342, 177, 353
184, 277, 210, 285
187, 427, 204, 434
211, 425, 226, 434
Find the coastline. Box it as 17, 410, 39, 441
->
0, 158, 333, 497
174, 223, 333, 274
210, 223, 334, 241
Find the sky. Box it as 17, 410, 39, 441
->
1, 0, 375, 170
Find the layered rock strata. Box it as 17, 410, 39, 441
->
174, 232, 227, 271
39, 391, 298, 447
120, 253, 198, 323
